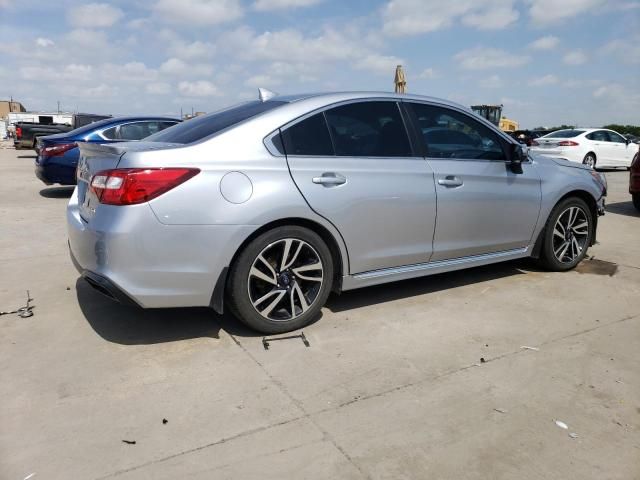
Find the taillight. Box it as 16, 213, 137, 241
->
41, 142, 77, 159
16, 127, 22, 139
558, 141, 579, 146
90, 168, 200, 206
531, 140, 540, 146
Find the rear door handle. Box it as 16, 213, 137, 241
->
312, 173, 346, 186
438, 176, 463, 187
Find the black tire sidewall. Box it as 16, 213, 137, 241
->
228, 226, 334, 334
632, 193, 640, 212
541, 197, 593, 271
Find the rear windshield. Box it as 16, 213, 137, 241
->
146, 100, 286, 144
545, 129, 586, 138
66, 117, 115, 136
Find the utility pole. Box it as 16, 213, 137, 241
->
57, 101, 60, 113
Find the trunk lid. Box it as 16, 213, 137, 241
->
76, 143, 128, 221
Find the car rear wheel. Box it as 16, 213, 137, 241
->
539, 197, 593, 271
227, 226, 333, 334
582, 153, 596, 169
633, 193, 640, 212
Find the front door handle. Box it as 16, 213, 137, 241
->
438, 176, 463, 187
312, 172, 346, 187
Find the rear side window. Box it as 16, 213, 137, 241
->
586, 130, 608, 142
408, 103, 506, 160
324, 102, 412, 157
545, 129, 586, 138
281, 113, 333, 156
146, 101, 286, 144
119, 122, 151, 140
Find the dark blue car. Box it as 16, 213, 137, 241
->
35, 116, 181, 185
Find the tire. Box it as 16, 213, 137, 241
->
583, 153, 596, 169
633, 193, 640, 212
539, 197, 593, 271
227, 226, 334, 334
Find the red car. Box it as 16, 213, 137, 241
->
631, 146, 640, 211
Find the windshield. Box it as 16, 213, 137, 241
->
545, 129, 586, 138
146, 100, 286, 144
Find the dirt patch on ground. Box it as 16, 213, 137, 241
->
576, 257, 619, 276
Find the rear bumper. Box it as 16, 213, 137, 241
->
66, 188, 256, 309
35, 156, 77, 185
70, 247, 140, 307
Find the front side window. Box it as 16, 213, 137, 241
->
606, 131, 626, 143
281, 113, 333, 156
324, 101, 412, 157
409, 103, 506, 160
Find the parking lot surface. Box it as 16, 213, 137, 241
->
1, 143, 639, 479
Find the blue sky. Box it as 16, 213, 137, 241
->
0, 0, 638, 127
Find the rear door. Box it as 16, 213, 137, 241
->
284, 100, 437, 274
406, 102, 541, 261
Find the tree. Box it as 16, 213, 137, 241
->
602, 124, 640, 136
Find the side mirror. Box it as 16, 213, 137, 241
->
508, 143, 526, 173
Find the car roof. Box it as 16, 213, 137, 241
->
273, 91, 472, 113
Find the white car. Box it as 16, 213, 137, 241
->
531, 128, 637, 169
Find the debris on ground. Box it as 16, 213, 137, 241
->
23, 473, 36, 480
520, 346, 540, 351
0, 290, 34, 318
262, 332, 310, 350
569, 432, 579, 439
480, 357, 486, 363
554, 420, 569, 430
122, 440, 136, 445
493, 408, 508, 414
162, 418, 168, 424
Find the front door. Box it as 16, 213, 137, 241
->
605, 130, 635, 167
284, 100, 437, 274
406, 102, 542, 261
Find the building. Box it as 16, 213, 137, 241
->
499, 116, 519, 132
0, 100, 26, 118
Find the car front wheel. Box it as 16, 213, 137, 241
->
539, 197, 593, 271
227, 226, 333, 334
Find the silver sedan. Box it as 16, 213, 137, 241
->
68, 92, 607, 333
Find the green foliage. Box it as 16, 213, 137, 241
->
602, 124, 640, 136
532, 125, 575, 131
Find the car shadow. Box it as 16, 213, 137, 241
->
327, 259, 533, 313
605, 200, 640, 218
39, 186, 74, 198
76, 278, 223, 345
76, 260, 536, 345
17, 154, 36, 159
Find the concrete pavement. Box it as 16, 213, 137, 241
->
1, 143, 638, 479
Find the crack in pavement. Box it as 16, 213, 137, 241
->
96, 312, 638, 479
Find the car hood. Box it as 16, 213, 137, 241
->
530, 152, 592, 171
